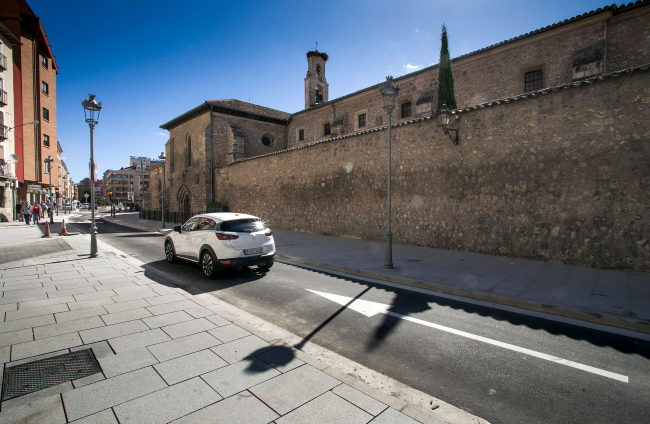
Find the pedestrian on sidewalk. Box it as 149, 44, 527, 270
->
32, 203, 41, 225
16, 201, 22, 222
46, 199, 54, 221
41, 201, 47, 219
21, 202, 31, 225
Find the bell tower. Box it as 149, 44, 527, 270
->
305, 50, 329, 109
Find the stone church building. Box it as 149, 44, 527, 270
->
150, 2, 650, 271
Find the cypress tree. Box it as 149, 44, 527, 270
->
437, 24, 457, 111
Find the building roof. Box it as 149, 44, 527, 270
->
0, 22, 21, 46
160, 99, 290, 130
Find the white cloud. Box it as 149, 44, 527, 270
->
404, 63, 423, 71
157, 133, 167, 136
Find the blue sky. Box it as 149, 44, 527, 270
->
28, 0, 620, 183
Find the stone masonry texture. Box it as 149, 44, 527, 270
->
215, 70, 650, 272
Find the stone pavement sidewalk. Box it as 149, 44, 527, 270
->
0, 233, 485, 424
104, 213, 650, 335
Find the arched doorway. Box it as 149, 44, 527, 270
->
177, 186, 191, 222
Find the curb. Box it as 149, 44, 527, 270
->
102, 216, 171, 234
98, 216, 650, 336
276, 254, 650, 336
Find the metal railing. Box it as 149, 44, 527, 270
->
139, 210, 206, 224
0, 90, 7, 106
0, 53, 6, 71
0, 124, 7, 140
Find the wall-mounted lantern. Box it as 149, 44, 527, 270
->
437, 104, 459, 145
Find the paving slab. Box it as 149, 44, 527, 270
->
34, 316, 106, 340
256, 347, 305, 374
370, 407, 422, 424
113, 377, 221, 424
161, 317, 216, 339
207, 324, 251, 343
0, 327, 35, 348
171, 390, 279, 424
110, 290, 160, 303
73, 290, 117, 302
55, 305, 108, 323
6, 303, 70, 321
80, 320, 150, 344
108, 328, 172, 354
100, 307, 153, 325
11, 331, 83, 361
0, 387, 68, 424
69, 408, 119, 424
205, 313, 231, 327
143, 310, 194, 329
275, 391, 372, 424
249, 365, 341, 416
210, 335, 273, 364
98, 347, 159, 378
145, 293, 188, 306
103, 298, 151, 314
154, 348, 228, 385
332, 384, 388, 416
147, 331, 222, 362
70, 341, 115, 361
201, 357, 281, 398
146, 299, 199, 316
67, 296, 117, 311
62, 366, 167, 421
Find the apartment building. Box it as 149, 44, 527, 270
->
0, 0, 59, 207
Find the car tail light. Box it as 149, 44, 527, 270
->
216, 233, 239, 240
265, 230, 273, 236
220, 260, 232, 264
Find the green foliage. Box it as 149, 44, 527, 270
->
437, 24, 457, 111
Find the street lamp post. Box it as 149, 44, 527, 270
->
159, 152, 166, 228
44, 155, 54, 223
82, 94, 102, 258
379, 76, 399, 270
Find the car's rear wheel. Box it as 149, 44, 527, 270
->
201, 250, 218, 278
257, 261, 274, 271
165, 241, 176, 263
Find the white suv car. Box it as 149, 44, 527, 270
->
164, 213, 276, 278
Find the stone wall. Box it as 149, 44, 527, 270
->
215, 69, 650, 271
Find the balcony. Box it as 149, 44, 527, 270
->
0, 90, 6, 107
0, 53, 6, 71
0, 125, 7, 141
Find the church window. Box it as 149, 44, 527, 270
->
358, 113, 366, 128
299, 129, 304, 141
401, 102, 411, 119
186, 135, 192, 167
316, 64, 322, 81
525, 69, 543, 92
262, 133, 275, 146
324, 123, 331, 136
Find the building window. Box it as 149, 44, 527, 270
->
324, 123, 331, 136
42, 107, 50, 121
43, 134, 50, 147
358, 113, 366, 128
41, 56, 48, 69
299, 129, 304, 141
169, 139, 175, 173
401, 102, 412, 119
42, 81, 48, 95
525, 69, 543, 92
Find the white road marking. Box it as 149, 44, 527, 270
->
307, 289, 629, 383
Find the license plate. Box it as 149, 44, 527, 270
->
244, 247, 263, 255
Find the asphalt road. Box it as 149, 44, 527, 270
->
69, 211, 650, 424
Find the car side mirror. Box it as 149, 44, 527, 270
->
174, 226, 182, 233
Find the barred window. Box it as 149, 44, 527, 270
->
525, 69, 543, 92
401, 102, 412, 118
299, 129, 304, 141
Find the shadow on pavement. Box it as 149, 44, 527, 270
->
283, 262, 650, 359
244, 346, 296, 373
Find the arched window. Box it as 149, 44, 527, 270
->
186, 135, 192, 167
316, 64, 321, 81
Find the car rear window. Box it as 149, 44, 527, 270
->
220, 219, 266, 233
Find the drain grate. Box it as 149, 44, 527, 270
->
2, 349, 101, 401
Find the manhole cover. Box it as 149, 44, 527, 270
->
2, 349, 101, 401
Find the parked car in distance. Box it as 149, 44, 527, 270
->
81, 203, 90, 209
164, 212, 275, 278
